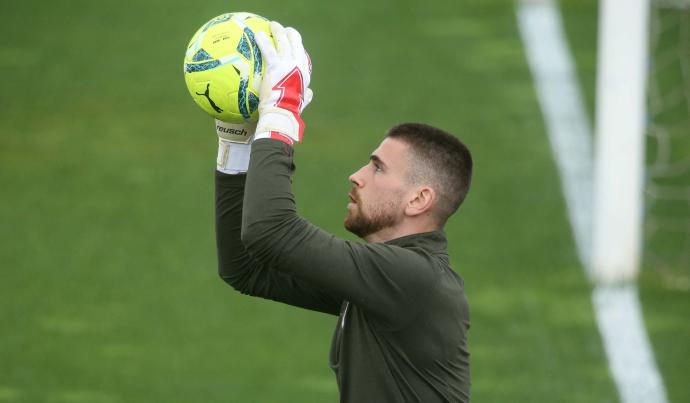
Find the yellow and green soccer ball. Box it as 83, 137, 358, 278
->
183, 12, 271, 123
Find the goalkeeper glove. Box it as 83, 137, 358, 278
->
215, 120, 256, 174
254, 21, 313, 145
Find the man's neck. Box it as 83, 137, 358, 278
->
364, 221, 439, 243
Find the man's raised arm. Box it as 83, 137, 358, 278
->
215, 171, 341, 315
212, 33, 338, 315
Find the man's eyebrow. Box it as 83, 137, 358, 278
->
370, 154, 387, 168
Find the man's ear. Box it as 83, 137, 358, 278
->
405, 186, 436, 217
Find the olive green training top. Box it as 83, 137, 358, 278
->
215, 139, 471, 402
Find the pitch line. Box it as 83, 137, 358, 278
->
516, 1, 669, 403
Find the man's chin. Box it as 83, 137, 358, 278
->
344, 215, 366, 239
344, 208, 399, 240
343, 217, 356, 235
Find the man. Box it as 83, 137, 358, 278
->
214, 21, 473, 402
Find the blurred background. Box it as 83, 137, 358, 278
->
1, 0, 688, 402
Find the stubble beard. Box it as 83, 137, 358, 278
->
344, 194, 402, 239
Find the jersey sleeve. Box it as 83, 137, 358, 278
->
241, 140, 439, 329
215, 171, 342, 316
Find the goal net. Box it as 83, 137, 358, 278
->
645, 0, 690, 284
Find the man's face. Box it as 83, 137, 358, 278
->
345, 138, 413, 239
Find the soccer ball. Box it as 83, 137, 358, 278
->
183, 12, 271, 123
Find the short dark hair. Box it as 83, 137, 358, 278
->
386, 122, 473, 226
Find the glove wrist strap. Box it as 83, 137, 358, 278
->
215, 120, 256, 174
216, 120, 255, 144
255, 107, 304, 145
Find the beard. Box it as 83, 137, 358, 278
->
344, 191, 402, 239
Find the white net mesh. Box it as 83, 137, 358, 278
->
645, 0, 690, 287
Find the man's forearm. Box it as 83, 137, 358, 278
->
241, 140, 302, 267
215, 171, 260, 290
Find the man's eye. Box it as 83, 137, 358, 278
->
373, 163, 382, 172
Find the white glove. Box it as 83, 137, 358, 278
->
254, 21, 313, 145
215, 119, 256, 174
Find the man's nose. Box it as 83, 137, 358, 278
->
349, 166, 365, 187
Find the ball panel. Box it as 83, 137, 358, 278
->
185, 64, 242, 122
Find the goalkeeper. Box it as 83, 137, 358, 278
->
214, 21, 473, 403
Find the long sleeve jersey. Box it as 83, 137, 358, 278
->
215, 139, 471, 402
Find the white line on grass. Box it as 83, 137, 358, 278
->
593, 285, 669, 403
516, 0, 593, 271
516, 1, 669, 403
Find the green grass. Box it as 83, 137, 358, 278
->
1, 0, 687, 402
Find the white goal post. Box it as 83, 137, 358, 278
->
592, 0, 651, 284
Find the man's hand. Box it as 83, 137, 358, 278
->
254, 21, 313, 145
215, 119, 256, 174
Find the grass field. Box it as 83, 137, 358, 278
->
1, 0, 688, 402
